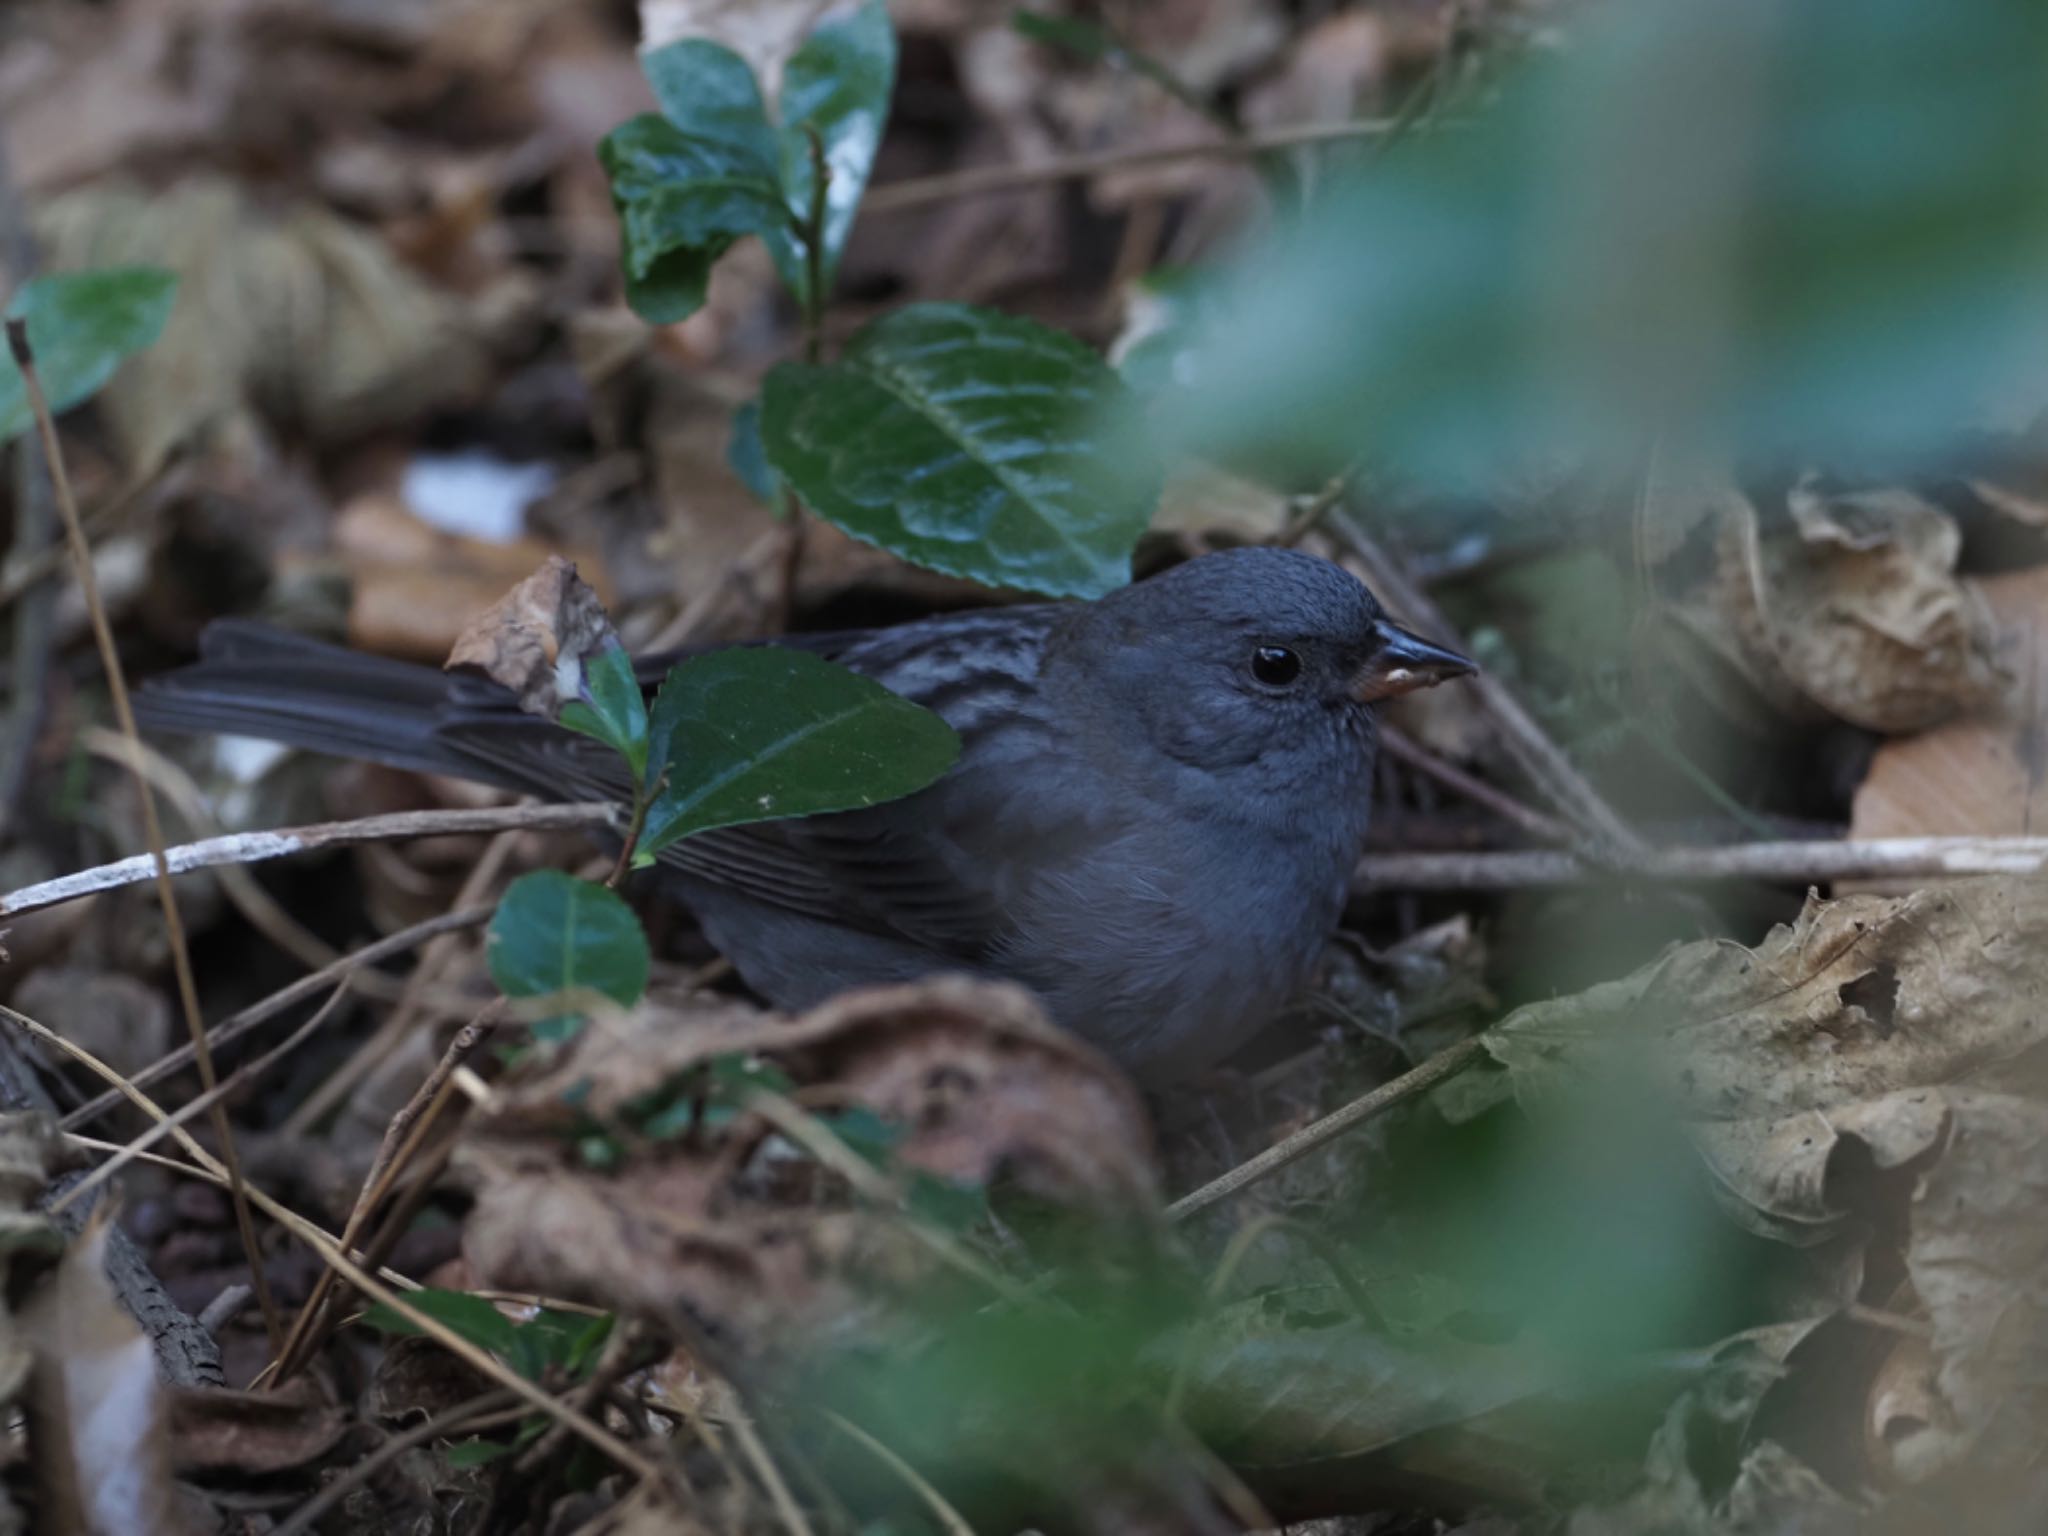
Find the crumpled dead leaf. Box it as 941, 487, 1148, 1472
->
1663, 480, 2003, 733
456, 977, 1157, 1365
167, 1380, 348, 1478
444, 556, 619, 717
1485, 876, 2048, 1506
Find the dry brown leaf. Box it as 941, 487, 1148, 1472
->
444, 556, 619, 717
340, 495, 613, 663
25, 1209, 187, 1536
1665, 481, 2003, 733
457, 978, 1157, 1363
167, 1380, 347, 1477
1850, 565, 2048, 843
1490, 877, 2048, 1130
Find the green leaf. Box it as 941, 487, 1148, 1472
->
727, 397, 783, 504
487, 871, 649, 1040
761, 303, 1161, 598
824, 1105, 904, 1168
363, 1289, 521, 1355
1011, 10, 1116, 59
906, 1172, 991, 1233
1157, 0, 2048, 484
557, 643, 650, 785
599, 58, 789, 325
637, 648, 958, 858
445, 1436, 519, 1469
776, 0, 896, 302
0, 269, 178, 444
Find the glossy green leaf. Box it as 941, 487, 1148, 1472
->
557, 643, 649, 784
776, 0, 896, 301
637, 648, 960, 858
599, 47, 789, 324
761, 303, 1161, 598
0, 269, 177, 444
1158, 0, 2048, 485
487, 871, 649, 1040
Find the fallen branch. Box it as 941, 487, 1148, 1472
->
1355, 836, 2048, 889
0, 802, 614, 918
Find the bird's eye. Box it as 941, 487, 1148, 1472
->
1251, 645, 1301, 686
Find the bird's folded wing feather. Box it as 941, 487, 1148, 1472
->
433, 605, 1069, 966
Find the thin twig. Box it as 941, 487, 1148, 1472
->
269, 1002, 503, 1385
1355, 836, 2048, 890
0, 802, 613, 918
824, 1412, 978, 1536
1378, 726, 1572, 844
861, 118, 1405, 213
14, 1006, 671, 1489
49, 980, 355, 1215
283, 830, 519, 1136
1168, 1036, 1490, 1221
6, 318, 286, 1351
1331, 511, 1646, 856
61, 903, 494, 1132
271, 1389, 527, 1536
727, 1398, 819, 1536
77, 726, 389, 986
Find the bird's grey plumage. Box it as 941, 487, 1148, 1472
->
138, 547, 1462, 1081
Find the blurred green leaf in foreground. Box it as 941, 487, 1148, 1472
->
1158, 0, 2048, 487
0, 268, 177, 443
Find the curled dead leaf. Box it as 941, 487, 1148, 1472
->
444, 556, 617, 716
1664, 481, 2003, 733
167, 1380, 347, 1478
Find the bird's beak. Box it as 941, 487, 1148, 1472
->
1350, 623, 1477, 703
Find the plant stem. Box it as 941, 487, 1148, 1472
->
800, 122, 831, 366
607, 788, 653, 888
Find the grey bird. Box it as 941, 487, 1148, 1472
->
138, 547, 1474, 1081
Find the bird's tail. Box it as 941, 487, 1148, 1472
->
134, 620, 492, 781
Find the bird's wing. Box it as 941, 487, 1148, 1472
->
434, 603, 1070, 964
645, 603, 1071, 962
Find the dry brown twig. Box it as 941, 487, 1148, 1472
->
7, 318, 286, 1349
268, 1001, 505, 1386
282, 825, 524, 1136
12, 1002, 673, 1489
1168, 1035, 1490, 1221
48, 979, 355, 1216
0, 801, 613, 919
